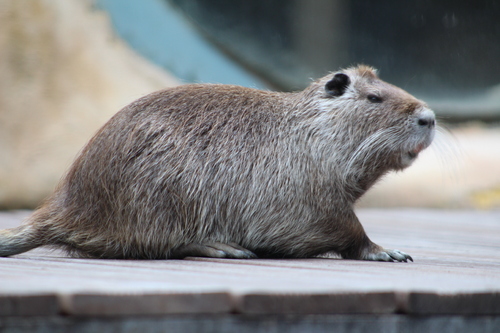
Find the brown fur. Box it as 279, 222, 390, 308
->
0, 66, 435, 261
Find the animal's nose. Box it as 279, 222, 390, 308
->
417, 115, 435, 129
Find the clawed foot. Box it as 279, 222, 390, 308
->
171, 242, 257, 259
364, 249, 413, 263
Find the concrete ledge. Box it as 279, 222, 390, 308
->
0, 314, 499, 333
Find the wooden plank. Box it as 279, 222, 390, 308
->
237, 292, 399, 315
61, 292, 232, 316
0, 294, 59, 317
0, 209, 499, 316
405, 292, 500, 315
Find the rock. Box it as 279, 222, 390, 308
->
0, 0, 178, 208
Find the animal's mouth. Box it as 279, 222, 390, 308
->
407, 143, 426, 159
407, 151, 418, 159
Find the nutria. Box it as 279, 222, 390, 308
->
0, 65, 435, 262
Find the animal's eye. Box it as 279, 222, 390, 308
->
367, 94, 383, 103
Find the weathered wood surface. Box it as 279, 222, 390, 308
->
0, 209, 499, 317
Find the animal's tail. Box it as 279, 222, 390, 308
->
0, 223, 43, 257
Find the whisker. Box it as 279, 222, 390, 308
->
431, 125, 464, 184
345, 127, 401, 177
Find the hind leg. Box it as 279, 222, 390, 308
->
170, 242, 257, 259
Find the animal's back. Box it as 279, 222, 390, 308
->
44, 85, 298, 258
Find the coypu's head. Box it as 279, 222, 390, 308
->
306, 65, 435, 173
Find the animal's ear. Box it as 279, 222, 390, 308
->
325, 73, 351, 97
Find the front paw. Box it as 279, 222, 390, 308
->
364, 249, 413, 262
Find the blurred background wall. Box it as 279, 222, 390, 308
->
0, 0, 499, 209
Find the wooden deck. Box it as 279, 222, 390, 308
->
1, 209, 499, 332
